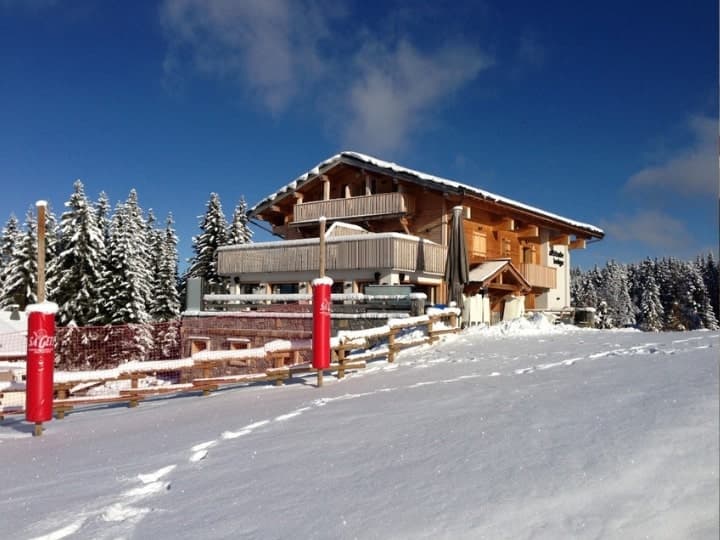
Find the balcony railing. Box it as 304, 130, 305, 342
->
218, 233, 446, 278
520, 263, 557, 290
292, 192, 414, 224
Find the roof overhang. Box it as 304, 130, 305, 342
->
249, 151, 605, 240
467, 259, 532, 294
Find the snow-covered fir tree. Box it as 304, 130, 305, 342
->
185, 192, 229, 293
103, 192, 152, 325
47, 180, 105, 326
637, 265, 664, 332
95, 191, 111, 246
227, 196, 253, 245
697, 253, 719, 322
572, 254, 719, 332
599, 261, 635, 328
0, 210, 38, 309
149, 214, 181, 321
42, 204, 60, 299
0, 214, 21, 306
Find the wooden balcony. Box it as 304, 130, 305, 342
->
292, 192, 414, 224
520, 263, 557, 290
218, 234, 446, 279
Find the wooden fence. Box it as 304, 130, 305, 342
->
0, 309, 460, 419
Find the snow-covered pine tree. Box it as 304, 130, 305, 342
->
47, 180, 106, 326
186, 193, 229, 294
96, 191, 111, 246
91, 192, 113, 325
103, 191, 154, 360
149, 214, 181, 322
599, 261, 635, 328
104, 193, 151, 325
0, 214, 21, 306
0, 210, 38, 310
698, 253, 719, 322
638, 269, 664, 332
654, 258, 679, 330
682, 261, 718, 330
43, 204, 60, 301
227, 196, 253, 245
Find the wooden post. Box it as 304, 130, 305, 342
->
318, 217, 326, 278
36, 201, 47, 303
387, 328, 397, 363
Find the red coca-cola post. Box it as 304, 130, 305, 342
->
312, 277, 333, 387
26, 302, 58, 436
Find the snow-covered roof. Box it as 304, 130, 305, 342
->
468, 260, 513, 283
468, 259, 531, 291
249, 151, 604, 237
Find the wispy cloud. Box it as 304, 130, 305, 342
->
625, 115, 717, 196
600, 210, 692, 250
342, 40, 491, 153
159, 0, 491, 153
160, 0, 337, 114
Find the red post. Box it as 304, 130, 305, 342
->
312, 277, 332, 385
26, 302, 58, 435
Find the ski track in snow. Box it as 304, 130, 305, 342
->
23, 330, 717, 540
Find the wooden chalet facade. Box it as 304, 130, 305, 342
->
217, 152, 604, 323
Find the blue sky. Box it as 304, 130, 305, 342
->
1, 0, 717, 270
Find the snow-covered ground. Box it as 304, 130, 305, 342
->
1, 320, 717, 539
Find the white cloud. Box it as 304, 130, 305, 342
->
342, 40, 492, 153
600, 210, 692, 250
625, 115, 718, 196
160, 1, 491, 153
160, 0, 334, 113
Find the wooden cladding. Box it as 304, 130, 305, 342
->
519, 263, 557, 289
218, 235, 446, 276
292, 192, 414, 224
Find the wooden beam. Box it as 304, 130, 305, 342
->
569, 237, 586, 250
551, 234, 570, 246
487, 283, 518, 291
495, 217, 515, 231
321, 174, 330, 200
516, 224, 539, 238
400, 217, 411, 235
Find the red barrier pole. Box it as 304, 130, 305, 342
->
312, 277, 332, 387
25, 302, 58, 436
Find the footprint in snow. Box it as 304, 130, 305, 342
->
190, 450, 208, 462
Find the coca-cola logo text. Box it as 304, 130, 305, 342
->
28, 329, 55, 353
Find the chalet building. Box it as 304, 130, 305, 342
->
217, 152, 604, 324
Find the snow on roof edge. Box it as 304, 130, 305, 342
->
249, 151, 604, 237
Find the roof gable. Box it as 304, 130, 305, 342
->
249, 151, 604, 238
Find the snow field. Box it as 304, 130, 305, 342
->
1, 321, 717, 539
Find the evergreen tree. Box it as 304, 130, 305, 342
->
698, 253, 719, 322
43, 204, 60, 301
637, 269, 664, 331
599, 261, 635, 328
149, 214, 181, 321
227, 196, 253, 245
0, 215, 21, 305
95, 191, 111, 246
0, 210, 38, 309
47, 181, 106, 326
104, 193, 151, 325
186, 193, 229, 293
